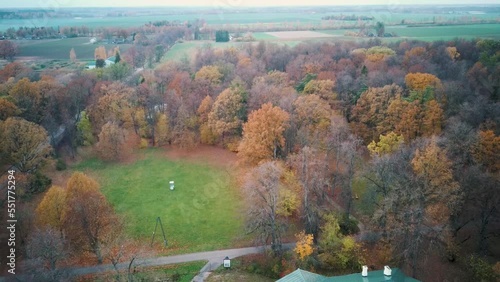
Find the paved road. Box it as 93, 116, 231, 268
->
67, 243, 295, 279
0, 245, 292, 282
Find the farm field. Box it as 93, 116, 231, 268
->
17, 37, 132, 60
1, 9, 499, 32
0, 12, 324, 32
15, 22, 500, 61
318, 23, 500, 41
385, 23, 500, 40
71, 148, 245, 255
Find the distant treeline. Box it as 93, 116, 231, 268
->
0, 10, 69, 20
322, 14, 375, 21
1, 21, 186, 40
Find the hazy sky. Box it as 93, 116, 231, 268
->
0, 0, 498, 8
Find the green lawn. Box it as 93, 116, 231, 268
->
163, 42, 200, 62
164, 41, 247, 62
71, 149, 245, 254
251, 32, 278, 40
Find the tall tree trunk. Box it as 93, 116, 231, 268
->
94, 241, 103, 264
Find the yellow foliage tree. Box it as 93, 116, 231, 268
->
208, 87, 244, 141
365, 46, 396, 62
0, 117, 52, 173
154, 113, 170, 146
367, 131, 404, 156
294, 231, 314, 260
8, 77, 41, 122
195, 65, 223, 85
66, 172, 100, 195
303, 79, 337, 105
133, 108, 149, 138
277, 169, 301, 217
36, 185, 66, 235
318, 213, 364, 270
446, 46, 460, 61
198, 95, 218, 144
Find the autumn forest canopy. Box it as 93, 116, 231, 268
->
0, 5, 499, 281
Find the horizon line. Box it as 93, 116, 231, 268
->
2, 3, 500, 9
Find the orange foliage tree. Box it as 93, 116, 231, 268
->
238, 103, 290, 164
95, 121, 127, 162
421, 99, 444, 137
0, 98, 20, 120
411, 138, 461, 224
87, 82, 134, 135
64, 172, 121, 264
473, 130, 500, 172
405, 72, 443, 92
94, 46, 107, 60
293, 94, 331, 147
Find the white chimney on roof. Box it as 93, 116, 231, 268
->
362, 265, 368, 277
384, 265, 392, 276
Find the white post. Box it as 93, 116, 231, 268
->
384, 265, 392, 276
362, 265, 368, 277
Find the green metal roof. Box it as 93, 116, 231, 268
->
276, 269, 325, 282
277, 268, 420, 282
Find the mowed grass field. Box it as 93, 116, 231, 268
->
17, 37, 133, 60
163, 41, 251, 62
71, 149, 245, 254
385, 23, 500, 41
